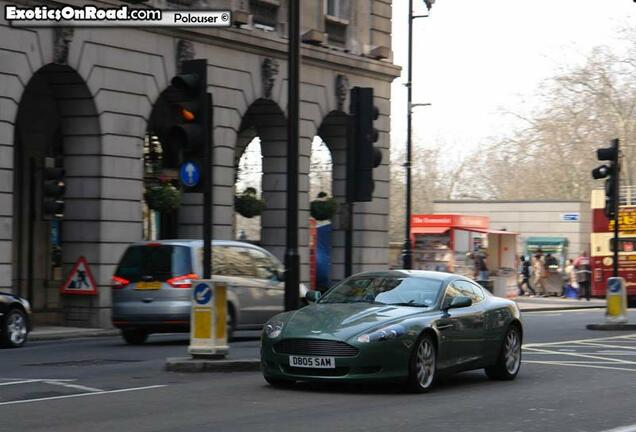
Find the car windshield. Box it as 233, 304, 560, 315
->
319, 276, 442, 307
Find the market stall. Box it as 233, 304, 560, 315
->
411, 214, 519, 298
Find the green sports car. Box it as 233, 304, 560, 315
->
261, 270, 522, 392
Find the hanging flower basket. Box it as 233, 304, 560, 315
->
144, 183, 181, 213
310, 192, 338, 221
235, 187, 266, 218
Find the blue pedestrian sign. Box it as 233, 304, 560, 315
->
180, 161, 201, 188
608, 278, 622, 294
193, 282, 213, 305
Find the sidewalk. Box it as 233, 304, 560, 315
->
29, 326, 119, 341
514, 296, 605, 312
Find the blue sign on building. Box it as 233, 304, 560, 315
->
180, 161, 201, 188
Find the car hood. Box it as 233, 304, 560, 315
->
279, 302, 433, 341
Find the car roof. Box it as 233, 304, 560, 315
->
351, 269, 462, 282
127, 239, 268, 250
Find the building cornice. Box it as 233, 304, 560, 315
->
11, 0, 402, 82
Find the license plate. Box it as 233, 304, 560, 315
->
135, 281, 162, 290
289, 355, 336, 369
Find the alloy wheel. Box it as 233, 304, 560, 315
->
8, 311, 27, 345
415, 337, 436, 389
504, 327, 521, 375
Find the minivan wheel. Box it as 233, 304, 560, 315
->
122, 329, 148, 345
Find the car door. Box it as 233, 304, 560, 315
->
436, 280, 485, 368
212, 246, 264, 327
246, 247, 285, 321
454, 280, 487, 364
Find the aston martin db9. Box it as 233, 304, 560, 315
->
261, 270, 522, 392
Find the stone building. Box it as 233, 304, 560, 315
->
0, 0, 400, 327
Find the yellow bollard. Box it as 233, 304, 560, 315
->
188, 280, 229, 358
605, 277, 628, 324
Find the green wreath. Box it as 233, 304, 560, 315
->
144, 183, 181, 212
310, 192, 338, 221
235, 187, 266, 218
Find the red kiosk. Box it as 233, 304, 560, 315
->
410, 214, 518, 298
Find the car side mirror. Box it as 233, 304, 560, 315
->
447, 296, 472, 310
305, 290, 321, 303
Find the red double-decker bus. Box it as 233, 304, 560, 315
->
590, 189, 636, 301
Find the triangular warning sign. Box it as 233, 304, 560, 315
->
60, 256, 98, 295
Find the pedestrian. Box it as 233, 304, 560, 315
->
474, 250, 489, 281
518, 255, 536, 296
574, 251, 591, 301
532, 253, 546, 296
562, 259, 578, 298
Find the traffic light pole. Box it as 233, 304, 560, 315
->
203, 92, 213, 279
284, 0, 300, 311
613, 139, 620, 277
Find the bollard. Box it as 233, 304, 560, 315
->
606, 277, 628, 324
188, 280, 228, 358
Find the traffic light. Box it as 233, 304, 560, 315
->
168, 59, 209, 193
42, 157, 65, 219
348, 87, 383, 202
592, 138, 620, 219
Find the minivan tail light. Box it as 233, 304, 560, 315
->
111, 276, 130, 289
167, 273, 199, 288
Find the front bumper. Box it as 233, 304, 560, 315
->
261, 337, 412, 382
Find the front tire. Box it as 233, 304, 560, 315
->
121, 329, 148, 345
407, 333, 437, 393
485, 324, 522, 380
1, 308, 28, 348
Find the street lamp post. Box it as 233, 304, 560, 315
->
401, 0, 432, 270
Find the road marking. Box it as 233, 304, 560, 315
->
0, 385, 166, 407
0, 380, 42, 386
524, 334, 636, 348
0, 378, 75, 382
523, 347, 636, 365
44, 381, 103, 393
575, 342, 636, 351
523, 360, 636, 372
600, 422, 636, 432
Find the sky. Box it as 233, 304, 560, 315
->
390, 0, 635, 163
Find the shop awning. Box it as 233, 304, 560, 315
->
411, 227, 450, 235
461, 227, 517, 235
526, 236, 568, 246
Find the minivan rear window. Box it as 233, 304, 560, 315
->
115, 245, 192, 282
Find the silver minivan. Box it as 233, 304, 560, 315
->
111, 240, 306, 344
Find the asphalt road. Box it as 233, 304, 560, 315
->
1, 309, 636, 432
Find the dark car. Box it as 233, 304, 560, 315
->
261, 270, 523, 393
1, 291, 32, 348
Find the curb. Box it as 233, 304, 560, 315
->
29, 329, 120, 342
165, 357, 261, 373
586, 323, 636, 331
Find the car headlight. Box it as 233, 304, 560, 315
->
264, 320, 284, 339
356, 324, 406, 343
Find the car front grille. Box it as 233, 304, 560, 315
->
282, 366, 350, 377
273, 338, 359, 357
